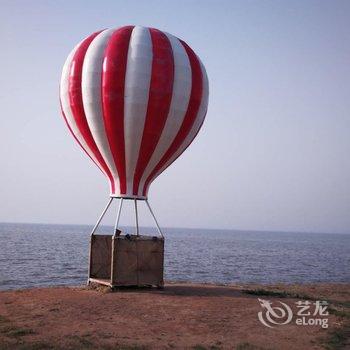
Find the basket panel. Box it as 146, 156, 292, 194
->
90, 235, 112, 279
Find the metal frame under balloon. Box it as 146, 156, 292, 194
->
89, 197, 163, 238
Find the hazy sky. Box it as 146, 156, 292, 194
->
1, 0, 349, 233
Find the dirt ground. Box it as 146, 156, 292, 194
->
0, 282, 349, 349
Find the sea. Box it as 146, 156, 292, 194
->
0, 223, 349, 290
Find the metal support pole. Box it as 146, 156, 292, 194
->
145, 200, 163, 238
88, 197, 114, 285
113, 198, 123, 236
134, 199, 139, 236
90, 197, 114, 236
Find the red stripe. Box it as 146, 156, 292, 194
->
142, 39, 203, 196
68, 31, 116, 193
59, 99, 102, 174
142, 109, 207, 197
132, 29, 174, 195
102, 26, 134, 195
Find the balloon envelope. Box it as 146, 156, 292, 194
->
60, 26, 209, 199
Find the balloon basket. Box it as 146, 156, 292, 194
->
88, 234, 164, 288
87, 197, 165, 289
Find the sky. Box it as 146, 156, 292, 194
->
1, 0, 349, 234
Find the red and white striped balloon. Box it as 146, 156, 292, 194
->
60, 26, 209, 199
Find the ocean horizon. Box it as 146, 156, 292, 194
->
0, 222, 349, 290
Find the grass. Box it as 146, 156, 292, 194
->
331, 300, 350, 309
12, 343, 56, 350
241, 288, 314, 301
242, 288, 349, 309
0, 322, 149, 350
0, 336, 150, 350
0, 315, 10, 324
110, 345, 149, 350
6, 328, 35, 338
322, 323, 350, 350
0, 314, 35, 339
328, 307, 350, 320
235, 343, 270, 350
66, 335, 149, 349
66, 335, 94, 348
0, 313, 40, 350
321, 306, 350, 350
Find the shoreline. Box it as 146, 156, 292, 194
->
2, 279, 349, 292
0, 282, 349, 349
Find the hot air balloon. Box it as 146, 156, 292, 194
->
60, 25, 209, 287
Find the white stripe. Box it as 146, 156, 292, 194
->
124, 26, 153, 195
137, 33, 191, 197
81, 29, 121, 194
142, 60, 209, 195
60, 41, 109, 180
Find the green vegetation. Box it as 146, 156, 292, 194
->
9, 343, 55, 350
322, 323, 350, 350
241, 288, 313, 300
6, 328, 35, 338
112, 345, 149, 350
0, 314, 34, 339
0, 315, 9, 323
322, 306, 350, 350
235, 343, 270, 350
192, 345, 221, 350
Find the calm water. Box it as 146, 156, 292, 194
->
0, 223, 349, 290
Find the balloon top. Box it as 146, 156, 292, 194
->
60, 26, 209, 199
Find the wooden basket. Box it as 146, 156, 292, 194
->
88, 234, 164, 288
